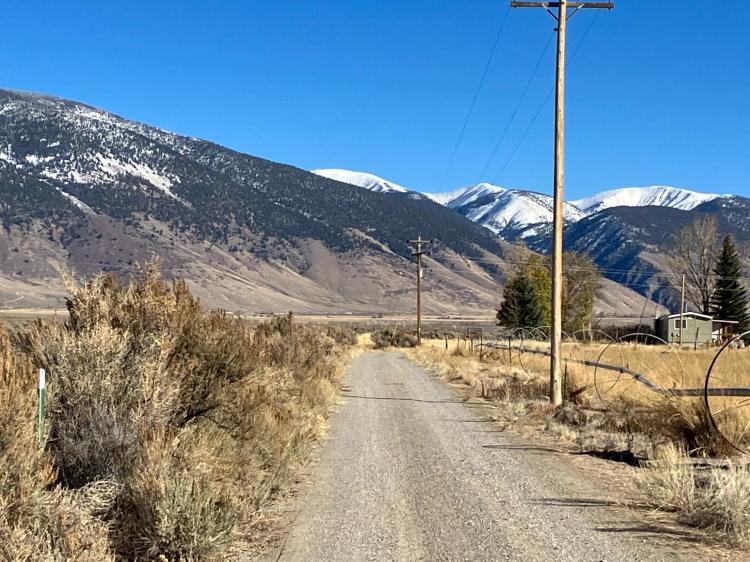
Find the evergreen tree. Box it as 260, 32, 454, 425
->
496, 275, 544, 328
711, 235, 750, 334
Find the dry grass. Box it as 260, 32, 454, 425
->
0, 262, 353, 560
413, 337, 750, 454
408, 337, 750, 543
637, 444, 750, 544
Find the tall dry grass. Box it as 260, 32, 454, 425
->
637, 444, 750, 544
0, 263, 350, 560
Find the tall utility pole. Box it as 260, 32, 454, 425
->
511, 0, 614, 406
407, 236, 433, 345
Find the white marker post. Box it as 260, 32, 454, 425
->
38, 368, 46, 443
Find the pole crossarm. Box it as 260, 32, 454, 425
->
511, 2, 614, 8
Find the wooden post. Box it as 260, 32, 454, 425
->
679, 273, 686, 346
511, 0, 615, 407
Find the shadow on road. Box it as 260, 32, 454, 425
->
573, 449, 643, 467
482, 444, 564, 454
594, 524, 702, 542
532, 497, 614, 508
341, 393, 463, 404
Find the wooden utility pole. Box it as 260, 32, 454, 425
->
407, 236, 433, 345
679, 273, 686, 346
510, 0, 614, 406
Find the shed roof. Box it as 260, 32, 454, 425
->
658, 312, 712, 321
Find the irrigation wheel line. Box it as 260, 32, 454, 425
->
593, 333, 685, 411
704, 330, 750, 456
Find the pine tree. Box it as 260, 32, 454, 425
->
711, 234, 750, 334
496, 275, 544, 328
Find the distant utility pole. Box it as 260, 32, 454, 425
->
679, 273, 686, 346
407, 236, 433, 345
510, 0, 614, 406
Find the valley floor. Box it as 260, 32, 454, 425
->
264, 352, 712, 562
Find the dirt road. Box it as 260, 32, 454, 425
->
273, 352, 686, 561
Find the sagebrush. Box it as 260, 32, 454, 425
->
0, 263, 350, 560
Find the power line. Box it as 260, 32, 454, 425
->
477, 32, 555, 182
465, 256, 750, 283
437, 5, 512, 191
497, 10, 602, 179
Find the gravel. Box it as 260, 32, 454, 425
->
274, 351, 682, 561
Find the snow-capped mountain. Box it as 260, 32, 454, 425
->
571, 186, 726, 215
428, 183, 585, 238
312, 169, 408, 194
318, 169, 730, 242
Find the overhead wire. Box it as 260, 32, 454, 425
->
477, 31, 555, 182
496, 10, 602, 179
464, 256, 750, 283
437, 5, 512, 191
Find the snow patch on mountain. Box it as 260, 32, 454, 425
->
312, 169, 408, 194
571, 186, 725, 214
57, 188, 95, 214
427, 183, 505, 207
428, 183, 584, 237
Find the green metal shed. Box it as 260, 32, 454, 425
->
654, 312, 713, 345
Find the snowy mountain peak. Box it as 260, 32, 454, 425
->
427, 182, 506, 206
312, 169, 408, 194
427, 183, 583, 238
571, 186, 726, 215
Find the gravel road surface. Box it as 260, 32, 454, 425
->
275, 351, 684, 561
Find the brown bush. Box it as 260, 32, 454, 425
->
370, 328, 418, 349
0, 327, 115, 561
2, 262, 349, 560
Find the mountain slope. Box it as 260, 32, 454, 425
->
0, 88, 514, 314
311, 169, 409, 194
527, 198, 750, 310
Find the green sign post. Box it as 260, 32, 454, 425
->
37, 368, 46, 443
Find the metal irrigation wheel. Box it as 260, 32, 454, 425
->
593, 332, 684, 410
517, 327, 550, 376
704, 330, 750, 456
564, 329, 618, 395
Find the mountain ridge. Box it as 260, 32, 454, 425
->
315, 168, 729, 239
0, 88, 518, 314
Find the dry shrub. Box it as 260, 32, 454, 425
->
0, 327, 115, 561
596, 397, 734, 458
370, 328, 417, 349
3, 262, 348, 560
637, 444, 750, 543
322, 325, 358, 346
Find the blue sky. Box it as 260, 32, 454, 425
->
2, 1, 748, 198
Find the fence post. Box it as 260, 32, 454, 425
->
694, 328, 699, 351
37, 368, 46, 443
